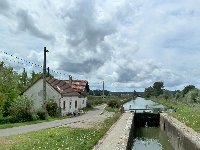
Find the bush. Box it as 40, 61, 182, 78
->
37, 109, 48, 120
107, 100, 120, 108
0, 116, 16, 124
46, 99, 58, 117
32, 113, 40, 121
9, 96, 34, 122
86, 101, 92, 108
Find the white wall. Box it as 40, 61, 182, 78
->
61, 96, 87, 116
24, 79, 61, 110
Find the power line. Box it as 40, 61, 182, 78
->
0, 50, 87, 81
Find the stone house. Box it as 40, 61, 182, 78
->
23, 76, 89, 116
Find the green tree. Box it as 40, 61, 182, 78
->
0, 62, 20, 116
182, 85, 195, 95
153, 81, 164, 97
144, 86, 154, 98
133, 90, 138, 97
9, 96, 34, 122
30, 71, 42, 84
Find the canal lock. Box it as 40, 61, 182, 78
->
127, 111, 174, 150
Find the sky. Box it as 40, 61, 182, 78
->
0, 0, 200, 92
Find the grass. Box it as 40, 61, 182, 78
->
0, 116, 67, 129
0, 109, 121, 150
153, 98, 200, 133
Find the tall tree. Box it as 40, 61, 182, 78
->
0, 62, 20, 116
153, 81, 164, 96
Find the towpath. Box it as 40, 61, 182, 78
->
0, 104, 114, 137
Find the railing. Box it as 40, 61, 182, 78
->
129, 108, 152, 113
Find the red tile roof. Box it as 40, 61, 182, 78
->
46, 77, 89, 97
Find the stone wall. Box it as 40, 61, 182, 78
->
160, 113, 200, 150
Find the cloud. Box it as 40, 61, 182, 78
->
0, 0, 10, 15
1, 0, 200, 91
16, 9, 55, 43
53, 0, 117, 73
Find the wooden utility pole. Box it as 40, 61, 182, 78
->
103, 81, 104, 101
43, 47, 49, 109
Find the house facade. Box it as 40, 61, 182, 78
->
23, 76, 89, 116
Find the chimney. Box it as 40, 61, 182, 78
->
69, 75, 72, 86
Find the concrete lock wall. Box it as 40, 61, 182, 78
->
126, 113, 135, 150
160, 113, 200, 150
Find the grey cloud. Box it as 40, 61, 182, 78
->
0, 0, 10, 16
106, 58, 184, 89
54, 0, 117, 73
63, 0, 116, 51
58, 59, 103, 73
16, 9, 55, 42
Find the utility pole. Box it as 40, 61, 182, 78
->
103, 81, 104, 101
43, 47, 49, 109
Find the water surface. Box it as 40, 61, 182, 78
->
132, 127, 174, 150
123, 97, 165, 112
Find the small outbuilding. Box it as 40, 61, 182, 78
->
23, 76, 89, 116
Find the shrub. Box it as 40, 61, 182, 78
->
86, 101, 92, 108
9, 96, 34, 122
32, 113, 40, 121
46, 99, 58, 117
0, 116, 16, 124
107, 100, 120, 108
37, 109, 48, 120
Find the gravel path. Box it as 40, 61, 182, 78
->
0, 104, 114, 137
93, 112, 133, 150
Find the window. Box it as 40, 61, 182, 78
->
75, 100, 77, 108
63, 101, 66, 110
82, 100, 84, 104
69, 101, 72, 109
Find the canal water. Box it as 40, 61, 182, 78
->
132, 127, 174, 150
124, 97, 174, 150
123, 97, 166, 112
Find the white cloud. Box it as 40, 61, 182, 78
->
0, 0, 200, 91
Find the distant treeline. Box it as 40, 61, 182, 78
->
143, 81, 200, 104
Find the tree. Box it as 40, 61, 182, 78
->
182, 85, 195, 95
144, 86, 154, 98
30, 71, 42, 84
133, 90, 138, 97
9, 96, 34, 122
0, 62, 20, 116
153, 81, 164, 97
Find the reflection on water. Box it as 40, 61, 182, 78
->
123, 97, 166, 112
132, 127, 174, 150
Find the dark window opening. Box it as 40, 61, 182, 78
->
63, 101, 66, 110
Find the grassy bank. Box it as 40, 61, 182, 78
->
0, 110, 120, 150
152, 98, 200, 133
0, 116, 67, 129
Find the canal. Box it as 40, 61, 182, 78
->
124, 97, 174, 150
